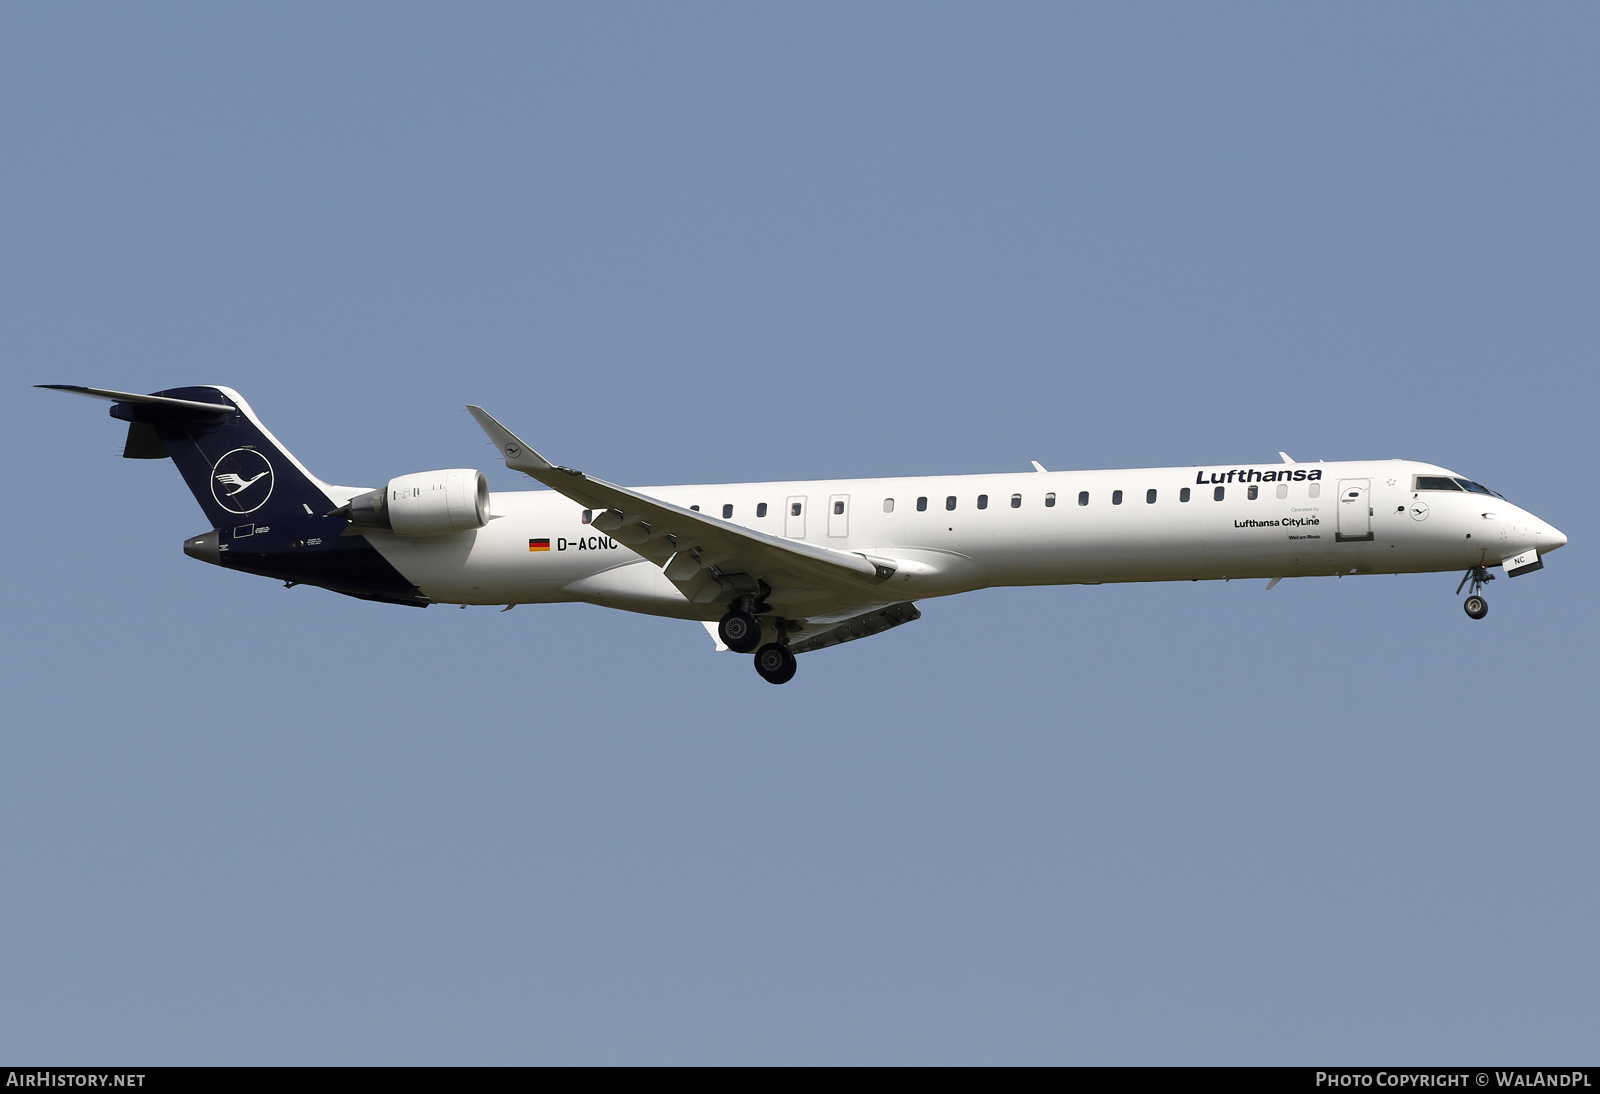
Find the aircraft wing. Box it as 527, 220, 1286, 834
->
467, 406, 897, 605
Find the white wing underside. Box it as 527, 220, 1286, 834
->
468, 406, 919, 651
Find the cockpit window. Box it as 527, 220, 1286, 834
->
1413, 476, 1463, 492
1454, 478, 1504, 498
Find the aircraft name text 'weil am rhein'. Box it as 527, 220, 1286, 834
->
41, 385, 1568, 685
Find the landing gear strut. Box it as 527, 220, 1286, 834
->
1456, 565, 1493, 620
718, 609, 762, 653
753, 643, 797, 685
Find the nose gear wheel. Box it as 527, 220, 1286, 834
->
1455, 565, 1494, 621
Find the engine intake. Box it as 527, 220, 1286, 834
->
338, 469, 490, 536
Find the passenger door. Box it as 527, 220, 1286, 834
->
785, 496, 807, 539
828, 494, 849, 538
1336, 479, 1373, 541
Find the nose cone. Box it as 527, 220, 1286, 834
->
184, 530, 222, 566
1542, 523, 1568, 553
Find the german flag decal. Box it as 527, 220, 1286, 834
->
528, 538, 551, 552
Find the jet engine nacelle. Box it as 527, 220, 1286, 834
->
342, 469, 490, 536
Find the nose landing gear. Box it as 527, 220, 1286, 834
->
1455, 565, 1494, 620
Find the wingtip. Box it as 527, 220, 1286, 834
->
465, 403, 555, 472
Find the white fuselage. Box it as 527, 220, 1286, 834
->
355, 458, 1566, 618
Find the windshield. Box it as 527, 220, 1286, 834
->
1454, 478, 1506, 499
1413, 474, 1508, 499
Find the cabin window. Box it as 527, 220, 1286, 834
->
757, 502, 768, 518
1247, 485, 1258, 500
1078, 491, 1089, 506
833, 500, 845, 515
722, 503, 733, 519
1308, 483, 1320, 499
917, 496, 928, 512
1112, 490, 1123, 505
582, 509, 593, 524
945, 496, 957, 511
1213, 486, 1225, 501
977, 494, 988, 510
1276, 483, 1288, 500
790, 502, 802, 517
1045, 492, 1056, 507
1011, 493, 1022, 508
691, 505, 700, 512
1180, 487, 1191, 502
1146, 489, 1157, 504
883, 498, 894, 513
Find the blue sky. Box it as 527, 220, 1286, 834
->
3, 3, 1596, 1063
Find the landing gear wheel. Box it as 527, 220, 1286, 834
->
1456, 565, 1494, 620
718, 610, 762, 654
753, 643, 797, 685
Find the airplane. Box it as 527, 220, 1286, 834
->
40, 384, 1568, 685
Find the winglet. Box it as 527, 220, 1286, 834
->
1278, 451, 1295, 464
1031, 460, 1048, 473
466, 405, 556, 477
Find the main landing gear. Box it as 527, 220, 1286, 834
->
723, 598, 796, 684
720, 597, 799, 683
753, 642, 797, 685
717, 608, 762, 654
1456, 565, 1493, 620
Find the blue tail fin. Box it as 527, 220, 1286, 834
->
42, 385, 428, 607
106, 385, 338, 526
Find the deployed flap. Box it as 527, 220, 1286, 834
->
788, 602, 921, 655
467, 405, 891, 605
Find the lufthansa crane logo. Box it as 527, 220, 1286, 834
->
211, 448, 275, 514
